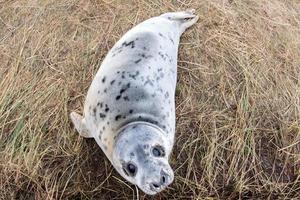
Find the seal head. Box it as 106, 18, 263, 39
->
112, 122, 174, 195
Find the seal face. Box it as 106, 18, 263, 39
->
70, 10, 198, 195
112, 122, 174, 195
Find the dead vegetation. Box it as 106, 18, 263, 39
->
0, 0, 300, 199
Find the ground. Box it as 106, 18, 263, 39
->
0, 0, 300, 199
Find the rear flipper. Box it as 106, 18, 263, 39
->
160, 9, 199, 34
70, 112, 93, 138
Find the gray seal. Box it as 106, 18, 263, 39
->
70, 9, 198, 195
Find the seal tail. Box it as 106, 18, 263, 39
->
160, 9, 199, 35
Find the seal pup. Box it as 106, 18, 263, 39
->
70, 9, 198, 195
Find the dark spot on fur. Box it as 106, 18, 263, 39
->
129, 109, 133, 114
122, 40, 135, 48
115, 115, 121, 121
138, 53, 152, 59
116, 95, 121, 100
132, 125, 137, 129
129, 71, 140, 80
169, 37, 175, 44
102, 76, 106, 83
118, 81, 122, 86
93, 108, 97, 115
158, 68, 163, 72
104, 88, 107, 93
99, 113, 106, 118
110, 80, 115, 85
118, 83, 131, 99
103, 126, 106, 131
123, 96, 129, 101
97, 102, 103, 108
135, 59, 142, 64
158, 33, 164, 38
120, 88, 126, 94
130, 152, 135, 157
158, 52, 166, 61
105, 107, 109, 112
121, 71, 126, 79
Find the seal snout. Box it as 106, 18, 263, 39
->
149, 169, 174, 192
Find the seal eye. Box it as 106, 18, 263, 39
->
152, 145, 165, 157
123, 163, 137, 177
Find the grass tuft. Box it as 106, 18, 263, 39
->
1, 0, 300, 199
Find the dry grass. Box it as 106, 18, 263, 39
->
0, 0, 300, 199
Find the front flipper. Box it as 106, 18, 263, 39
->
70, 112, 93, 138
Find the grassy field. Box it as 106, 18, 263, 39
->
1, 0, 300, 199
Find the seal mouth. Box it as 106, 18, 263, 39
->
149, 183, 165, 193
140, 183, 165, 195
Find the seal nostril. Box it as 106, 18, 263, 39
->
152, 183, 160, 188
161, 175, 166, 184
160, 170, 168, 185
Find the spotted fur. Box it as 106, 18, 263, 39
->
70, 9, 199, 195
